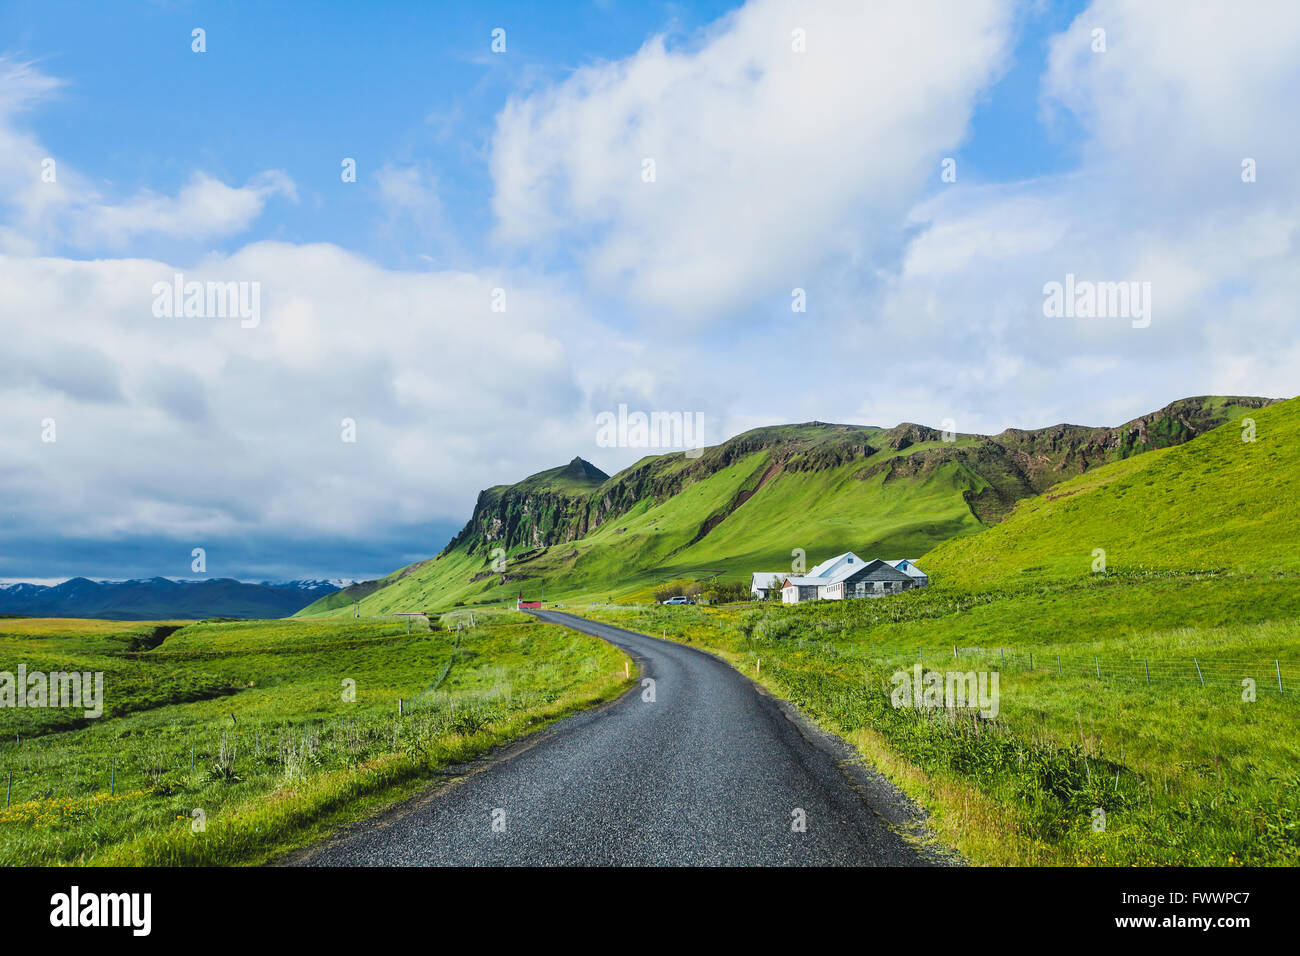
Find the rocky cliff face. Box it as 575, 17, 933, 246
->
441, 485, 591, 555
439, 457, 610, 556
985, 395, 1277, 493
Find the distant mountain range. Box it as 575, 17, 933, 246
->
0, 577, 344, 620
297, 395, 1280, 617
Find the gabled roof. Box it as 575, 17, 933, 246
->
805, 551, 866, 579
757, 553, 924, 592
822, 558, 912, 584
884, 559, 928, 578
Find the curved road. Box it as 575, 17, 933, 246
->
291, 610, 942, 866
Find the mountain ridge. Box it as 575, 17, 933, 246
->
299, 395, 1278, 617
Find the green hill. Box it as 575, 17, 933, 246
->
922, 396, 1300, 587
297, 396, 1277, 617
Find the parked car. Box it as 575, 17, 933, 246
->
661, 595, 694, 605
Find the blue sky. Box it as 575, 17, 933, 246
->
1, 0, 1295, 582
4, 0, 1085, 268
3, 0, 746, 267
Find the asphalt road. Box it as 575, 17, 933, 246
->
291, 609, 942, 866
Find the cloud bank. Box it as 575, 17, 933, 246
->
3, 0, 1298, 579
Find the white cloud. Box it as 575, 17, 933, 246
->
74, 170, 297, 247
0, 243, 600, 546
841, 0, 1300, 431
376, 163, 441, 223
373, 162, 457, 260
0, 58, 295, 254
3, 1, 1299, 579
490, 0, 1015, 319
1042, 0, 1300, 176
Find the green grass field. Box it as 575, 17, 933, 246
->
574, 399, 1300, 865
0, 613, 631, 865
581, 572, 1300, 865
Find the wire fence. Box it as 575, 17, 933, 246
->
0, 687, 502, 813
1, 713, 364, 811
786, 639, 1299, 697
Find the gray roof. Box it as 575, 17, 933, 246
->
753, 553, 925, 593
824, 558, 911, 584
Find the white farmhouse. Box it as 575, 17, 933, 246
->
768, 551, 928, 604
750, 572, 787, 600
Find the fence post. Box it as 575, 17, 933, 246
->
1000, 648, 1005, 666
398, 698, 404, 716
1095, 657, 1100, 678
191, 743, 195, 772
111, 756, 116, 796
1057, 653, 1061, 675
1029, 651, 1034, 671
1144, 659, 1150, 685
953, 644, 958, 659
1277, 660, 1284, 693
1194, 658, 1204, 687
5, 771, 10, 808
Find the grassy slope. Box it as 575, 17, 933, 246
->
575, 401, 1300, 865
923, 397, 1300, 585
0, 614, 632, 865
686, 455, 989, 568
303, 445, 995, 616
1, 618, 237, 736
